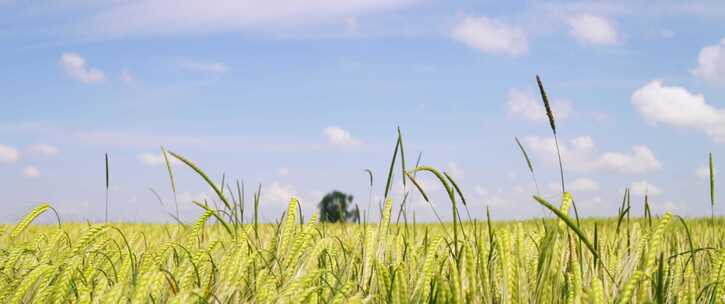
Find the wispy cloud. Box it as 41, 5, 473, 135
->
473, 185, 514, 208
138, 153, 180, 166
451, 16, 527, 56
21, 166, 40, 178
77, 0, 418, 37
75, 130, 323, 152
569, 177, 599, 192
260, 181, 322, 214
630, 180, 661, 196
696, 165, 715, 181
180, 60, 229, 74
27, 144, 59, 157
344, 16, 360, 35
263, 181, 297, 205
507, 88, 572, 122
76, 131, 200, 148
323, 126, 362, 148
0, 144, 19, 164
547, 178, 599, 193
59, 53, 105, 84
120, 68, 136, 85
566, 14, 618, 45
445, 162, 464, 180
693, 38, 725, 85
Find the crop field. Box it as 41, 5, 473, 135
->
2, 196, 725, 303
2, 79, 725, 304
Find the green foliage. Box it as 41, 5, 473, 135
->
318, 190, 358, 223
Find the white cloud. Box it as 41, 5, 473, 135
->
77, 131, 200, 148
180, 61, 229, 74
0, 144, 19, 163
82, 0, 416, 37
263, 181, 297, 205
598, 146, 661, 174
451, 16, 527, 56
323, 126, 362, 147
507, 88, 572, 122
120, 69, 136, 85
525, 136, 661, 174
474, 185, 489, 197
59, 53, 105, 84
258, 185, 323, 218
75, 131, 322, 152
569, 178, 599, 192
693, 38, 725, 85
696, 165, 715, 181
27, 144, 59, 156
566, 14, 618, 45
630, 180, 661, 196
22, 166, 40, 178
279, 167, 290, 176
138, 153, 180, 166
445, 162, 464, 180
696, 166, 708, 180
631, 80, 725, 142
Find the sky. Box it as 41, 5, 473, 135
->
2, 0, 725, 223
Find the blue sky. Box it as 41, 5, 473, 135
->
2, 0, 725, 223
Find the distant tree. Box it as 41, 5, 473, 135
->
318, 191, 359, 223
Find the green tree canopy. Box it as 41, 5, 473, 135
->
318, 190, 359, 223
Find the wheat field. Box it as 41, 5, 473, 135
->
3, 78, 725, 303
1, 195, 725, 303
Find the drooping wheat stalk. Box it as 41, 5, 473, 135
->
10, 203, 50, 239
5, 120, 725, 304
515, 136, 540, 195
162, 146, 180, 220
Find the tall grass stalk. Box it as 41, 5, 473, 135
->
161, 146, 179, 220
536, 75, 582, 224
532, 195, 613, 281
515, 136, 540, 195
710, 152, 716, 225
6, 77, 725, 303
364, 169, 374, 219
535, 75, 564, 193
383, 131, 401, 199
105, 153, 110, 223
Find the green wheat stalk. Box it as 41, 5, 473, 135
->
162, 146, 180, 220
10, 203, 50, 239
515, 136, 540, 195
105, 153, 110, 223
710, 152, 715, 224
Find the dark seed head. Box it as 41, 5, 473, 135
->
536, 75, 556, 135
